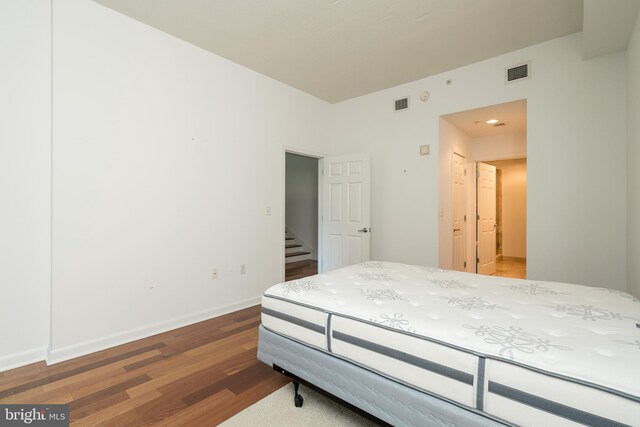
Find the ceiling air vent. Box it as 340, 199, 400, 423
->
394, 97, 409, 112
505, 61, 531, 84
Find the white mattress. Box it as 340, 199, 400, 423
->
261, 262, 640, 427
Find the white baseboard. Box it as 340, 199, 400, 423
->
0, 346, 48, 373
46, 296, 261, 366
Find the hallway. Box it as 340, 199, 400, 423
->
492, 257, 526, 279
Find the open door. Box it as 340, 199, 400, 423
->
321, 154, 371, 272
477, 162, 497, 275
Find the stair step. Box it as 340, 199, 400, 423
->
285, 244, 302, 249
285, 251, 311, 258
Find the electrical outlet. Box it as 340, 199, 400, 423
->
212, 269, 218, 279
240, 264, 246, 274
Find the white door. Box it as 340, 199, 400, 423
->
452, 153, 466, 271
477, 162, 497, 275
321, 154, 371, 272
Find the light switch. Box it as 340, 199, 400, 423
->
420, 145, 430, 156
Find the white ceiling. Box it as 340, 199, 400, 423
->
441, 99, 527, 138
92, 0, 584, 103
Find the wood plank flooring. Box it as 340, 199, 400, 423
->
285, 260, 318, 281
0, 305, 289, 426
492, 257, 526, 279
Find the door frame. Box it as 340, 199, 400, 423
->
282, 146, 325, 282
439, 99, 528, 276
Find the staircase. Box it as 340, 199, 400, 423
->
285, 230, 311, 263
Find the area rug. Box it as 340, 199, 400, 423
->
219, 383, 379, 426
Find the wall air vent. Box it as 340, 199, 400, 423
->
505, 61, 531, 84
394, 97, 409, 112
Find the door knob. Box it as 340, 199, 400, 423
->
358, 227, 369, 233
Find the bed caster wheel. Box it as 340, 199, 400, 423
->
292, 381, 304, 408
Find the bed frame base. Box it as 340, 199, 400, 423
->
259, 325, 506, 427
273, 364, 391, 425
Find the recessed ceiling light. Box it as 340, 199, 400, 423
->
486, 119, 499, 124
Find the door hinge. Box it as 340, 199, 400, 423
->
464, 261, 467, 268
476, 214, 480, 220
476, 257, 480, 263
476, 170, 480, 178
464, 214, 466, 222
464, 169, 467, 176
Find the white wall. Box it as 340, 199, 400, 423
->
330, 33, 628, 290
628, 9, 640, 298
0, 0, 51, 372
487, 159, 527, 259
472, 132, 527, 161
49, 0, 330, 362
285, 153, 318, 259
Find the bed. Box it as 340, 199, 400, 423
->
257, 262, 640, 426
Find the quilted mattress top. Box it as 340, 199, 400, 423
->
264, 262, 640, 399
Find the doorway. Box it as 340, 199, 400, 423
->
439, 99, 527, 279
482, 158, 527, 279
283, 149, 373, 281
285, 152, 319, 281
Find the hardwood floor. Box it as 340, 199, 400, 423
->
285, 260, 318, 281
0, 306, 288, 426
492, 257, 526, 279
